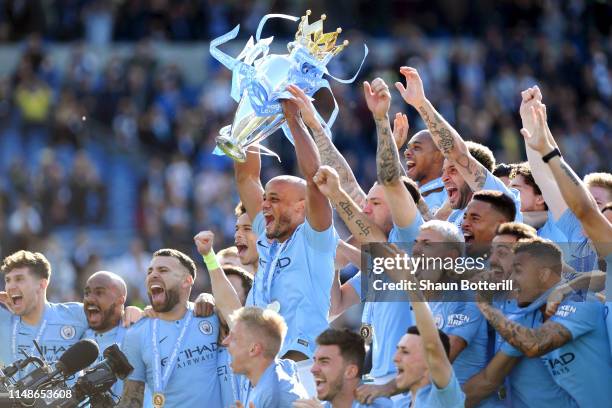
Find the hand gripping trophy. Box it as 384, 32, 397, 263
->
209, 11, 367, 162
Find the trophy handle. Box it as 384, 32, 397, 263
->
216, 126, 247, 162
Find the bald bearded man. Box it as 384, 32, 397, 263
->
82, 271, 132, 397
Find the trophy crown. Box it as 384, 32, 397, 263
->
294, 10, 349, 60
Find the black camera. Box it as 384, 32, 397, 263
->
0, 340, 132, 408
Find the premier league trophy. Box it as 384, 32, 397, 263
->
209, 11, 367, 162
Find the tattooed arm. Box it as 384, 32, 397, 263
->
477, 302, 572, 358
395, 67, 488, 191
364, 78, 420, 228
463, 352, 519, 408
311, 125, 367, 207
521, 101, 612, 257
314, 166, 387, 243
116, 380, 145, 408
286, 84, 367, 207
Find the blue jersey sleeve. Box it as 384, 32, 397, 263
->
441, 302, 484, 345
122, 321, 147, 383
303, 218, 338, 252
62, 302, 88, 329
550, 297, 602, 340
430, 369, 466, 407
369, 396, 394, 407
253, 211, 265, 237
554, 209, 585, 242
500, 342, 522, 357
388, 213, 424, 253
347, 271, 363, 301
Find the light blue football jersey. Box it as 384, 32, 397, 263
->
430, 297, 504, 407
321, 396, 393, 407
502, 291, 612, 407
0, 302, 88, 377
246, 212, 337, 358
410, 370, 466, 408
497, 292, 578, 408
420, 177, 447, 215
348, 216, 422, 379
82, 325, 127, 397
242, 359, 308, 408
218, 345, 245, 407
122, 311, 222, 408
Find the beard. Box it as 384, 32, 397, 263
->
149, 286, 181, 313
321, 376, 344, 401
93, 303, 121, 331
265, 213, 293, 240
453, 184, 473, 210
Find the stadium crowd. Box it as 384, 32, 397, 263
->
0, 1, 611, 407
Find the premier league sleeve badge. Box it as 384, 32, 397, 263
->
360, 323, 373, 345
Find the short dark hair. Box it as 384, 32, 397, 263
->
152, 248, 197, 280
400, 176, 422, 204
493, 163, 515, 179
473, 190, 516, 222
1, 250, 51, 280
235, 202, 247, 218
316, 329, 365, 376
496, 222, 537, 240
513, 238, 563, 275
222, 265, 254, 295
511, 162, 548, 210
407, 325, 451, 357
466, 141, 496, 172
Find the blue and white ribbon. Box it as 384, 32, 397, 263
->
209, 13, 368, 156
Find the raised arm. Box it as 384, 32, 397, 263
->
463, 352, 518, 408
396, 67, 488, 192
380, 243, 453, 388
194, 231, 242, 326
477, 302, 572, 358
313, 166, 387, 243
365, 78, 419, 228
286, 84, 367, 207
520, 86, 568, 220
116, 380, 145, 408
521, 102, 612, 256
282, 94, 332, 231
412, 292, 453, 388
234, 148, 264, 221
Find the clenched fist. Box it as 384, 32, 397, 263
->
194, 231, 215, 255
313, 166, 341, 198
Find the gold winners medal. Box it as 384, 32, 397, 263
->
153, 392, 165, 408
360, 323, 373, 345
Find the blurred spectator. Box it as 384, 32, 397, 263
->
0, 1, 608, 303
108, 238, 151, 303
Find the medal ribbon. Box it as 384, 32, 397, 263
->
151, 306, 194, 395
12, 308, 48, 362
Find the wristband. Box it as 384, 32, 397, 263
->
542, 148, 561, 163
203, 251, 220, 271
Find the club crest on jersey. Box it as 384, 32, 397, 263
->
60, 325, 76, 340
199, 321, 213, 335
434, 315, 443, 329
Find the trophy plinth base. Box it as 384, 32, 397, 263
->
216, 136, 247, 162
